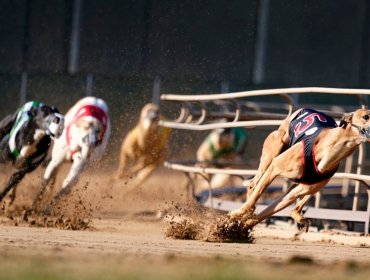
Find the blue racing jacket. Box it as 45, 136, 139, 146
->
288, 108, 338, 184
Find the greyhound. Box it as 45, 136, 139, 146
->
0, 101, 64, 205
33, 96, 110, 206
196, 127, 247, 189
116, 103, 171, 188
229, 108, 370, 231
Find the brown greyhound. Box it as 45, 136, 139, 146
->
229, 108, 370, 231
116, 103, 171, 187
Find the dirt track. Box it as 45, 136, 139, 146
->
0, 217, 369, 264
0, 167, 369, 278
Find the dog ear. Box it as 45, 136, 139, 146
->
39, 105, 59, 118
339, 112, 353, 128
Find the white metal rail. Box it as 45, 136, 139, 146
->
160, 87, 369, 131
161, 87, 370, 101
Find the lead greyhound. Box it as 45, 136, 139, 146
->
229, 108, 370, 231
0, 101, 64, 205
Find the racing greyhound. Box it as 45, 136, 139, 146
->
196, 127, 247, 189
32, 96, 111, 206
197, 127, 247, 164
0, 101, 64, 205
116, 103, 171, 187
229, 108, 370, 231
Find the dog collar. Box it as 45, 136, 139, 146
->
351, 123, 370, 140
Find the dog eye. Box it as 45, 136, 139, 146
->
362, 115, 370, 121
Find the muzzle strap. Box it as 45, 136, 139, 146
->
46, 113, 64, 138
351, 123, 370, 140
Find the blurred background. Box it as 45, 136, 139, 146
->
1, 0, 370, 160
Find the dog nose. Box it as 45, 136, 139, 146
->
83, 132, 98, 146
148, 110, 159, 120
47, 113, 65, 138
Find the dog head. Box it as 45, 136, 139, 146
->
34, 105, 65, 138
75, 117, 104, 147
45, 113, 65, 139
66, 99, 109, 153
215, 128, 235, 150
340, 108, 370, 141
140, 103, 161, 130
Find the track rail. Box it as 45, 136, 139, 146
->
160, 87, 369, 130
161, 87, 370, 101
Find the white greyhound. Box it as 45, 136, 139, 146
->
33, 96, 111, 206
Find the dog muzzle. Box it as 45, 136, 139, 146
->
148, 110, 159, 120
46, 113, 65, 138
352, 124, 370, 141
363, 127, 370, 141
82, 131, 98, 147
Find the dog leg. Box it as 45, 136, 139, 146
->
290, 181, 326, 232
116, 133, 138, 180
124, 153, 160, 182
32, 175, 57, 211
229, 160, 281, 218
33, 151, 65, 207
255, 180, 328, 230
230, 144, 303, 218
0, 114, 16, 141
116, 161, 145, 184
7, 187, 16, 206
0, 170, 26, 203
133, 163, 157, 187
290, 194, 313, 232
43, 145, 66, 182
116, 152, 130, 179
0, 135, 11, 164
53, 155, 86, 201
120, 162, 158, 194
247, 119, 290, 199
255, 184, 309, 223
127, 161, 147, 177
291, 180, 328, 232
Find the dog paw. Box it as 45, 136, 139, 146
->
242, 179, 252, 187
227, 209, 243, 219
42, 204, 53, 216
297, 219, 310, 233
245, 218, 259, 228
22, 208, 33, 221
228, 206, 255, 219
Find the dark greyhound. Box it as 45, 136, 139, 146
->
0, 101, 64, 206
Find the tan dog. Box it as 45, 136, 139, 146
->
229, 108, 370, 231
116, 103, 171, 187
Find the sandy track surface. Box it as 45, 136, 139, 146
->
0, 168, 369, 268
0, 217, 369, 265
